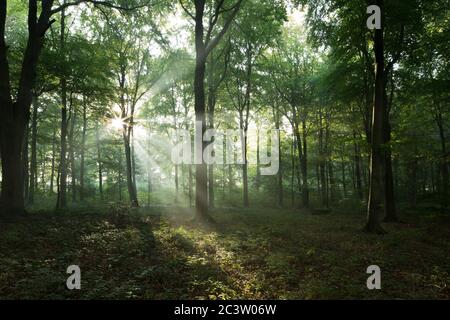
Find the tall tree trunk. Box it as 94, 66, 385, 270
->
255, 129, 261, 192
69, 101, 76, 203
123, 131, 138, 207
341, 156, 347, 198
325, 123, 335, 203
192, 0, 240, 220
96, 127, 103, 201
383, 94, 397, 222
175, 165, 179, 203
318, 112, 327, 206
79, 100, 87, 201
301, 120, 309, 208
408, 146, 418, 208
207, 54, 215, 209
0, 0, 53, 216
274, 108, 282, 207
29, 95, 38, 204
432, 99, 448, 209
353, 131, 363, 200
189, 165, 193, 207
291, 135, 295, 207
131, 130, 138, 202
23, 124, 30, 203
365, 0, 386, 233
56, 8, 68, 210
193, 24, 209, 221
240, 111, 249, 208
49, 126, 56, 194
118, 153, 123, 201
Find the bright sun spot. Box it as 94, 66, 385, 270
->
111, 117, 124, 130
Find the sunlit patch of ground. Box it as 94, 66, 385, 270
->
0, 207, 449, 299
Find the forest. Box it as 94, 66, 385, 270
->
0, 0, 449, 300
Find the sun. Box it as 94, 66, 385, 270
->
111, 117, 125, 131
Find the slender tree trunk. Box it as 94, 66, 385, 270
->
207, 54, 216, 209
56, 8, 68, 210
96, 127, 103, 201
49, 127, 56, 193
256, 129, 261, 192
23, 124, 30, 203
131, 129, 138, 202
189, 165, 193, 207
325, 123, 335, 203
274, 109, 283, 207
408, 146, 418, 208
40, 151, 46, 191
341, 156, 347, 198
383, 103, 397, 221
123, 131, 138, 206
318, 113, 327, 206
434, 101, 448, 209
240, 114, 249, 208
353, 132, 363, 200
29, 95, 38, 204
175, 165, 179, 203
69, 102, 76, 203
118, 154, 123, 201
79, 100, 87, 201
291, 134, 295, 207
228, 164, 233, 201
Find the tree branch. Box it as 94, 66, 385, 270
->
205, 0, 242, 56
51, 0, 150, 15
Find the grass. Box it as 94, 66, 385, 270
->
0, 206, 449, 299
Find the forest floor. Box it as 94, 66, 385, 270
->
0, 205, 449, 299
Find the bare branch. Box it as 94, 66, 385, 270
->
179, 0, 195, 20
205, 0, 242, 56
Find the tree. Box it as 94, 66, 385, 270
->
180, 0, 242, 222
0, 0, 150, 217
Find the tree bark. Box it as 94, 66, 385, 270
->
365, 0, 387, 233
0, 0, 53, 216
96, 127, 103, 201
56, 7, 68, 210
79, 99, 87, 201
29, 95, 38, 204
68, 100, 76, 203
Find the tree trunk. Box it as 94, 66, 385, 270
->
96, 127, 104, 201
353, 132, 363, 200
23, 124, 30, 203
435, 101, 448, 209
69, 101, 76, 203
301, 120, 309, 208
383, 99, 398, 222
274, 109, 283, 207
341, 156, 347, 198
207, 54, 215, 209
0, 0, 52, 216
123, 131, 138, 207
56, 8, 68, 210
49, 127, 56, 194
118, 154, 122, 201
29, 95, 38, 204
193, 20, 210, 222
365, 0, 387, 233
79, 100, 87, 201
240, 114, 249, 208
